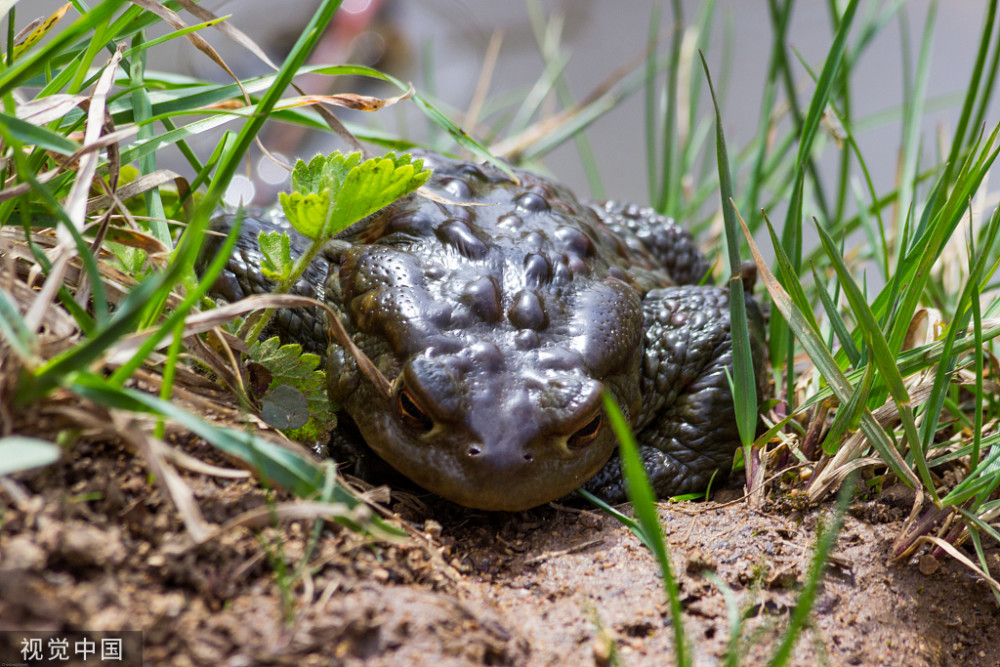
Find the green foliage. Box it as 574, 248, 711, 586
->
278, 151, 432, 240
700, 51, 758, 470
243, 150, 432, 344
0, 0, 458, 543
258, 231, 294, 283
247, 337, 336, 442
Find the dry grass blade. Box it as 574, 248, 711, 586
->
9, 3, 69, 55
23, 395, 221, 545
417, 187, 496, 208
12, 17, 44, 45
104, 292, 392, 399
208, 500, 405, 544
61, 125, 138, 170
22, 253, 71, 334
15, 93, 86, 125
161, 445, 252, 479
86, 168, 185, 213
0, 167, 62, 203
171, 0, 281, 71
1, 127, 138, 204
737, 209, 922, 494
277, 91, 413, 113
917, 535, 1000, 595
64, 46, 123, 230
128, 0, 250, 105
6, 228, 156, 308
464, 29, 504, 129
811, 457, 883, 494
115, 413, 212, 543
108, 294, 321, 359
489, 43, 650, 160
100, 225, 172, 256
807, 378, 935, 501
0, 274, 77, 340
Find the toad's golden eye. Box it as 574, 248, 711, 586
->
568, 413, 603, 451
396, 385, 434, 433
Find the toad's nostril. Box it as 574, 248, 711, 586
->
467, 446, 481, 457
523, 452, 534, 463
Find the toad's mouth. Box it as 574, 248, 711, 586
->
369, 429, 617, 511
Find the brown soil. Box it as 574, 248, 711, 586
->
2, 437, 998, 667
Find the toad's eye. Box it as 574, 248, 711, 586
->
396, 385, 434, 433
568, 413, 603, 450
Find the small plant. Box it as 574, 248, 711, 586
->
246, 150, 431, 343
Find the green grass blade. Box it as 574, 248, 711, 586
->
644, 3, 662, 206
24, 257, 183, 401
939, 0, 997, 189
121, 15, 228, 61
809, 262, 860, 367
813, 218, 935, 501
742, 0, 792, 224
130, 30, 169, 245
577, 488, 654, 552
917, 208, 999, 459
885, 123, 1000, 356
66, 373, 402, 539
0, 0, 128, 96
704, 572, 743, 667
656, 0, 683, 214
0, 112, 79, 155
771, 0, 861, 397
700, 51, 757, 448
896, 2, 936, 234
115, 0, 346, 369
821, 352, 874, 456
0, 288, 38, 363
741, 211, 919, 489
602, 392, 688, 667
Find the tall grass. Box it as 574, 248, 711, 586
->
585, 0, 1000, 661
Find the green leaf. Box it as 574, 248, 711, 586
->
261, 384, 310, 431
258, 231, 293, 282
0, 288, 38, 363
279, 151, 432, 241
332, 154, 421, 231
277, 192, 329, 239
0, 437, 62, 476
248, 337, 337, 442
0, 112, 79, 155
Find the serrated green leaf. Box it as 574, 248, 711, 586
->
248, 337, 336, 441
325, 151, 364, 192
278, 191, 330, 239
280, 151, 432, 241
258, 231, 293, 282
326, 153, 430, 237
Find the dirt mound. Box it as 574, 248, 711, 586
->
2, 438, 997, 666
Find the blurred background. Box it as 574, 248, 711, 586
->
19, 1, 995, 210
